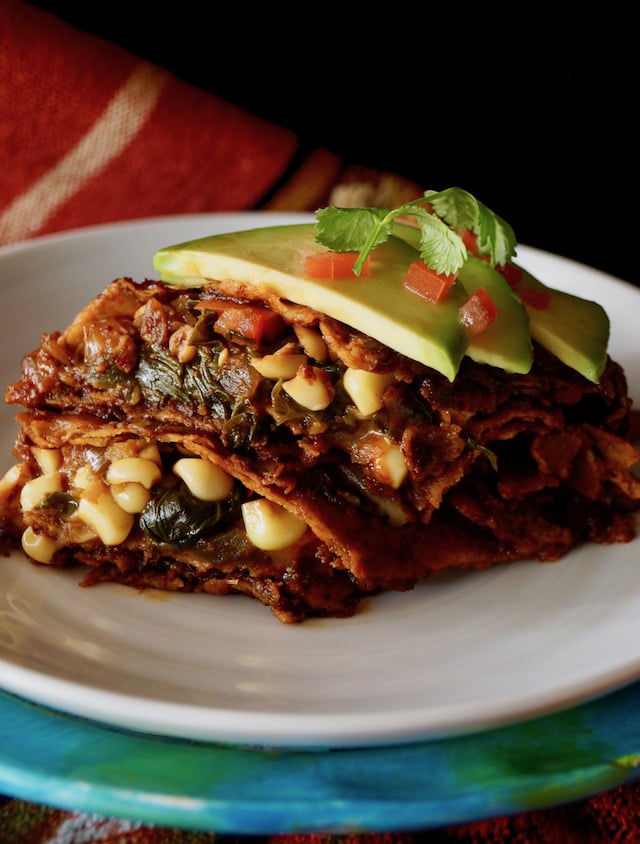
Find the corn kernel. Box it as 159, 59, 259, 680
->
173, 457, 234, 501
73, 464, 98, 490
283, 366, 334, 411
19, 472, 63, 511
110, 481, 151, 513
0, 463, 30, 498
343, 368, 394, 416
31, 447, 61, 474
66, 517, 99, 543
78, 480, 134, 545
139, 442, 162, 465
241, 498, 307, 550
251, 352, 307, 380
169, 324, 197, 363
21, 526, 57, 564
294, 325, 328, 362
355, 433, 409, 490
376, 440, 409, 489
106, 457, 161, 490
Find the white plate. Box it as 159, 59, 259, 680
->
0, 213, 639, 749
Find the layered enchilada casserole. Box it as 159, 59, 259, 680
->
1, 190, 639, 622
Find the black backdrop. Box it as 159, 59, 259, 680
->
26, 3, 638, 288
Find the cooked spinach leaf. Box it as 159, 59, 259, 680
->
136, 345, 189, 402
140, 481, 240, 547
38, 492, 78, 517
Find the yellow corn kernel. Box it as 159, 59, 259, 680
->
173, 457, 234, 501
375, 439, 409, 489
19, 472, 63, 511
77, 480, 134, 545
110, 481, 151, 514
343, 368, 394, 416
66, 517, 99, 544
283, 366, 334, 411
251, 352, 307, 380
106, 457, 161, 490
139, 442, 162, 465
21, 526, 58, 564
241, 498, 307, 550
106, 438, 160, 464
31, 447, 61, 474
294, 325, 328, 362
73, 464, 98, 490
0, 463, 30, 498
169, 324, 198, 363
371, 494, 410, 527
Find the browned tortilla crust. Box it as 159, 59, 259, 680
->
3, 277, 640, 621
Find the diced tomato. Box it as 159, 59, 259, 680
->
458, 229, 479, 256
402, 260, 457, 303
519, 288, 552, 310
304, 250, 370, 279
459, 287, 498, 336
495, 262, 524, 289
196, 300, 285, 345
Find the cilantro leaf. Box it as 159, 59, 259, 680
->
314, 187, 517, 277
315, 207, 390, 252
415, 210, 467, 276
425, 187, 479, 231
476, 204, 517, 267
426, 187, 517, 266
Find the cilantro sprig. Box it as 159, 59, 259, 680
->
315, 187, 517, 277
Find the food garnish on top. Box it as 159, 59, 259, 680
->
155, 187, 609, 384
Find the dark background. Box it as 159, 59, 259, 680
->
28, 3, 638, 287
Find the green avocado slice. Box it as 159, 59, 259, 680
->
514, 265, 610, 383
153, 224, 469, 381
391, 218, 610, 382
457, 256, 533, 374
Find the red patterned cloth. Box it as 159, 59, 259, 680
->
1, 2, 640, 841
0, 0, 420, 246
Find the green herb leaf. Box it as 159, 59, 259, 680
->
140, 482, 239, 547
315, 206, 390, 253
314, 187, 517, 277
136, 345, 189, 402
476, 203, 517, 268
425, 188, 479, 231
414, 210, 468, 276
38, 491, 79, 517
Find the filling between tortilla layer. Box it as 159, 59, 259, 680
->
1, 277, 639, 622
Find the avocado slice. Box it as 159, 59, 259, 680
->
154, 224, 469, 381
391, 218, 610, 382
457, 256, 533, 374
514, 265, 610, 383
388, 222, 533, 373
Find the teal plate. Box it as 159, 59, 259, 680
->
1, 684, 640, 834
